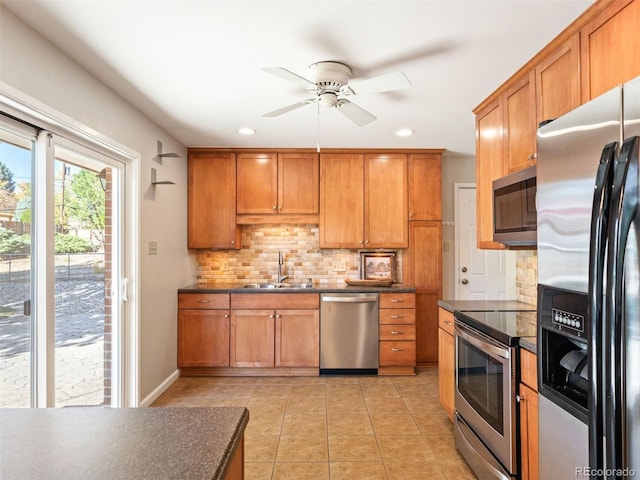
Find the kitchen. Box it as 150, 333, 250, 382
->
1, 0, 639, 479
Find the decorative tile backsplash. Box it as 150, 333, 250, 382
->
516, 250, 538, 306
196, 224, 403, 285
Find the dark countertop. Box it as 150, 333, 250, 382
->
180, 282, 416, 294
0, 407, 249, 480
438, 299, 538, 353
437, 299, 536, 313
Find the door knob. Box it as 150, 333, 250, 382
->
461, 278, 469, 285
461, 267, 467, 272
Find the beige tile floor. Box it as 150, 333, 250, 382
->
152, 367, 476, 480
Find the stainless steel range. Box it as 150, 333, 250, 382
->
453, 309, 536, 480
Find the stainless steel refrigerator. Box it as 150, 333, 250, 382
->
536, 76, 639, 479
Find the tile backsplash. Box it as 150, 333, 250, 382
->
515, 250, 538, 306
196, 224, 403, 285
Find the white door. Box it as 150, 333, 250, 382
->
455, 184, 515, 300
0, 115, 129, 407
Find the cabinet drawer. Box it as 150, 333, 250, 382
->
231, 293, 319, 310
379, 324, 416, 341
438, 308, 455, 336
379, 309, 415, 325
178, 293, 230, 310
379, 341, 416, 366
380, 293, 415, 309
521, 348, 537, 390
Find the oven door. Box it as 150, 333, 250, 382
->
454, 321, 516, 474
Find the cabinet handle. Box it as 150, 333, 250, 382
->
516, 394, 524, 403
391, 315, 405, 319
527, 152, 537, 161
444, 320, 453, 326
390, 330, 405, 335
364, 240, 369, 245
198, 300, 210, 303
391, 347, 405, 352
409, 212, 414, 219
224, 314, 229, 318
390, 299, 404, 303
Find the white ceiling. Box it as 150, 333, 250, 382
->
3, 0, 594, 156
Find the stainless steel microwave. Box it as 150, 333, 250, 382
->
492, 165, 536, 246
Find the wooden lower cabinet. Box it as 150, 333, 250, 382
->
437, 307, 455, 421
519, 348, 539, 480
379, 292, 416, 375
178, 293, 230, 368
275, 309, 320, 367
230, 309, 275, 367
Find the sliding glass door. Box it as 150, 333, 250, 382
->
0, 116, 127, 408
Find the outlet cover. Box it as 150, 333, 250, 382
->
148, 241, 158, 255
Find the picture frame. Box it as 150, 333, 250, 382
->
360, 252, 396, 282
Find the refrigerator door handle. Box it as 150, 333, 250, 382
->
605, 135, 639, 473
588, 142, 617, 477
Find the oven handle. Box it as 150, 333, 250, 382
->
455, 322, 510, 360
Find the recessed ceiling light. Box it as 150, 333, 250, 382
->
395, 128, 414, 137
238, 127, 256, 135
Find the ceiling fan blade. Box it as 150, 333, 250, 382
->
262, 67, 315, 88
262, 99, 316, 118
336, 99, 376, 127
348, 72, 412, 94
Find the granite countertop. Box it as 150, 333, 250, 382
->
0, 407, 249, 480
179, 282, 416, 294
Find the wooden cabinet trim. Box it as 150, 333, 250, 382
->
230, 293, 319, 310
520, 348, 538, 390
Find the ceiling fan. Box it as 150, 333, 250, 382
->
262, 61, 412, 127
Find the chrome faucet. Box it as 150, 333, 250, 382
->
277, 250, 288, 284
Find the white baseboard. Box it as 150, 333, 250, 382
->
140, 369, 180, 407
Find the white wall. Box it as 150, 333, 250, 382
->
0, 6, 196, 402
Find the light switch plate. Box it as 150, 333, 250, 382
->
148, 241, 158, 255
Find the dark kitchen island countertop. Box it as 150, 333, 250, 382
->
0, 406, 249, 480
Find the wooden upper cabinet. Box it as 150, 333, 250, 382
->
236, 152, 319, 220
236, 153, 278, 214
475, 99, 506, 250
320, 153, 408, 248
319, 153, 364, 248
408, 153, 442, 221
580, 0, 640, 102
535, 33, 581, 124
364, 153, 408, 248
188, 152, 240, 249
504, 70, 537, 174
278, 153, 319, 214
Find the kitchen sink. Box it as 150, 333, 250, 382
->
242, 283, 313, 289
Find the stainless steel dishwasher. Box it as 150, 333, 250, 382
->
320, 293, 379, 374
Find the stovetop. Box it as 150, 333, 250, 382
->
454, 309, 537, 346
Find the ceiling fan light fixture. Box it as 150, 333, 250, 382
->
395, 128, 414, 137
318, 92, 338, 108
238, 127, 256, 135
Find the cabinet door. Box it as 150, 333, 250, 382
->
230, 310, 275, 367
535, 33, 580, 124
364, 153, 408, 248
475, 99, 506, 250
519, 383, 539, 480
178, 310, 230, 367
188, 152, 240, 249
504, 71, 537, 173
236, 153, 278, 214
319, 153, 364, 248
408, 153, 442, 221
580, 0, 640, 102
438, 326, 455, 421
278, 153, 319, 214
275, 309, 319, 367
